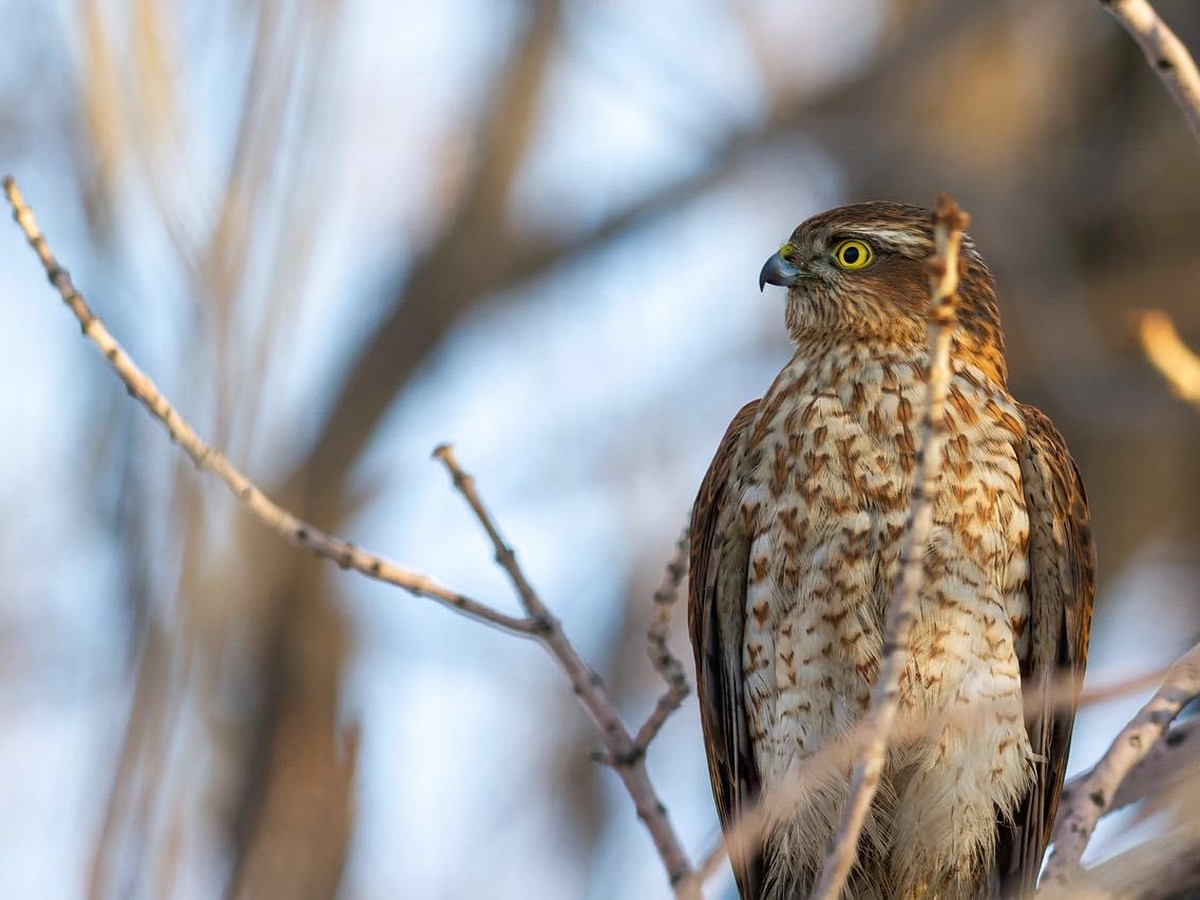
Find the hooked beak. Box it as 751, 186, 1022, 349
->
758, 251, 806, 292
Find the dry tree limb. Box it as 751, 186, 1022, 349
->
1101, 0, 1200, 143
3, 176, 699, 898
1042, 640, 1200, 886
810, 194, 970, 900
1078, 817, 1200, 900
1046, 4, 1200, 891
1103, 716, 1200, 813
1046, 749, 1200, 900
1136, 310, 1200, 406
429, 447, 696, 893
1070, 764, 1200, 900
5, 179, 530, 633
633, 528, 691, 754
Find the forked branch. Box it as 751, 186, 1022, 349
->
3, 176, 699, 898
1042, 640, 1200, 886
430, 446, 696, 890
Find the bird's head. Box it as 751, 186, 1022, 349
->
759, 201, 1007, 384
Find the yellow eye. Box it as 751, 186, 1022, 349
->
832, 239, 874, 271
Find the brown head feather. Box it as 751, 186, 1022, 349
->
775, 201, 1007, 385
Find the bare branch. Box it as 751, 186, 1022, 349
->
1136, 310, 1200, 407
1104, 716, 1200, 813
1101, 0, 1200, 143
1042, 640, 1200, 886
3, 176, 538, 637
430, 446, 696, 892
811, 194, 970, 900
1073, 781, 1200, 900
6, 175, 700, 897
633, 528, 691, 753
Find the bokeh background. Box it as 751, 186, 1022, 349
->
3, 1, 1200, 898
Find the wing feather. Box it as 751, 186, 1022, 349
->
999, 404, 1095, 896
689, 400, 763, 899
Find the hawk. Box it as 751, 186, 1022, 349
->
688, 202, 1094, 899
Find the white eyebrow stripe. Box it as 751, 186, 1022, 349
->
852, 227, 928, 251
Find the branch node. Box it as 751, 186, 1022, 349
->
611, 746, 646, 768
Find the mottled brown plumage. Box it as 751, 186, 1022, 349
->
689, 202, 1094, 899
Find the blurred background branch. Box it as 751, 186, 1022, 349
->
4, 0, 1200, 898
1101, 0, 1200, 142
1138, 310, 1200, 407
6, 166, 706, 891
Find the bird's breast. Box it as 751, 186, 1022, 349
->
738, 348, 1034, 856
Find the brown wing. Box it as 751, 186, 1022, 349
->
689, 400, 764, 899
999, 404, 1095, 896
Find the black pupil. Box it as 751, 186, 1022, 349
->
843, 245, 860, 264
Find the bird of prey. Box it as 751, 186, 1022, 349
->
688, 202, 1094, 899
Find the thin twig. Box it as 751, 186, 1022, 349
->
1136, 310, 1200, 407
2, 177, 534, 636
5, 176, 699, 897
811, 194, 969, 900
431, 446, 697, 892
1101, 0, 1200, 143
633, 527, 691, 752
1042, 639, 1200, 886
1078, 664, 1172, 708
